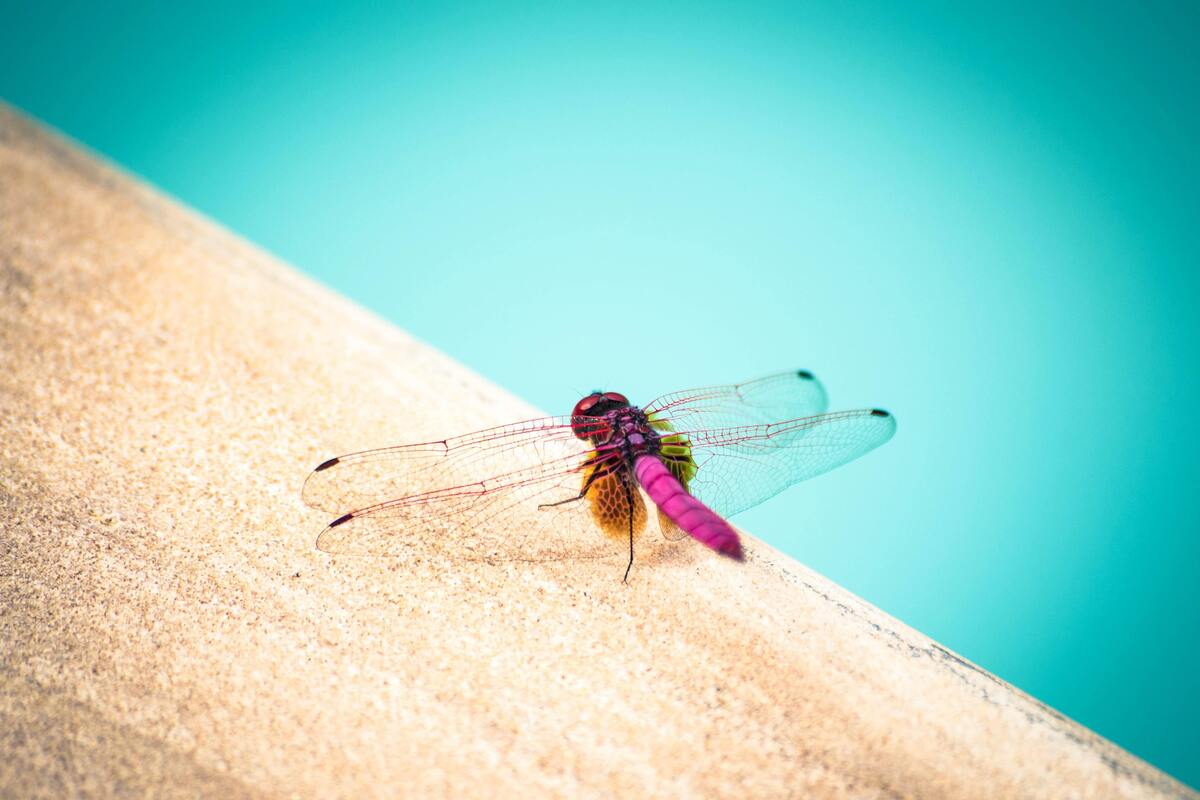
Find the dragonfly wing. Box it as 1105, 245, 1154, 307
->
303, 415, 625, 561
303, 415, 600, 514
644, 370, 829, 432
684, 409, 897, 519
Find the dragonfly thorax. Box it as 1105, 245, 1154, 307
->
597, 406, 662, 464
570, 392, 662, 460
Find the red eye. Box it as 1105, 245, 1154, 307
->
571, 393, 611, 441
572, 394, 601, 419
602, 392, 629, 405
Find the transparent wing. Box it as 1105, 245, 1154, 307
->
684, 408, 897, 518
301, 415, 625, 561
644, 370, 829, 432
303, 415, 590, 514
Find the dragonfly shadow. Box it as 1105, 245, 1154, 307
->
636, 537, 705, 570
296, 511, 707, 584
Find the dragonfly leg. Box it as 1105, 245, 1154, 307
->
538, 493, 585, 510
622, 478, 635, 583
537, 457, 612, 510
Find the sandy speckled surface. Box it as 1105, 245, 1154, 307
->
0, 104, 1194, 799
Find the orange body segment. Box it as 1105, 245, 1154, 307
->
583, 465, 647, 540
656, 509, 687, 541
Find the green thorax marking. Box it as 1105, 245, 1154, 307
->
647, 413, 697, 488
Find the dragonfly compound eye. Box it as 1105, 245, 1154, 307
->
572, 394, 601, 418
571, 394, 604, 440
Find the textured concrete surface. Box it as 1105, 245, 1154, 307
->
0, 104, 1194, 799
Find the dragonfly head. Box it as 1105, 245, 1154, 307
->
571, 391, 629, 440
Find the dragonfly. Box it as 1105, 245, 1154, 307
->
302, 370, 895, 580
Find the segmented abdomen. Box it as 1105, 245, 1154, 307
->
633, 455, 743, 560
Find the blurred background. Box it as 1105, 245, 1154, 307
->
3, 0, 1197, 786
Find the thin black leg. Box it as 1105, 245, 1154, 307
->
538, 457, 612, 510
622, 478, 635, 583
538, 493, 585, 510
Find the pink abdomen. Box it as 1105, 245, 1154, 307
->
633, 455, 743, 560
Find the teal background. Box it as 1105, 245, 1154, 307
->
3, 1, 1197, 787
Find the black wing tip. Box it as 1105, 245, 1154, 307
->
870, 408, 891, 418
796, 369, 815, 380
328, 512, 354, 528
314, 457, 340, 472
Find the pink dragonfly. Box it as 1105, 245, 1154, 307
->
303, 370, 895, 579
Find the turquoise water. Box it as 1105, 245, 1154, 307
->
4, 1, 1197, 786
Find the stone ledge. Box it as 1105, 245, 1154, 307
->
0, 103, 1192, 799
